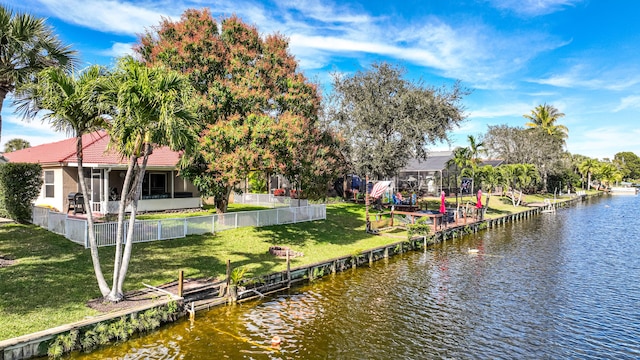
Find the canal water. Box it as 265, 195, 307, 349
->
74, 195, 640, 359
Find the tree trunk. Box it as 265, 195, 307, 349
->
76, 136, 110, 296
115, 144, 152, 296
107, 154, 138, 302
267, 171, 271, 194
0, 89, 7, 144
343, 175, 348, 200
215, 186, 232, 213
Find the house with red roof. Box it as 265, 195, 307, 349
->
3, 131, 201, 214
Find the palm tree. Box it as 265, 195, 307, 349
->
570, 154, 589, 188
3, 138, 30, 152
578, 158, 599, 190
0, 5, 77, 142
467, 135, 486, 194
595, 162, 622, 189
523, 104, 569, 140
498, 165, 518, 206
447, 146, 471, 197
99, 56, 196, 302
14, 65, 111, 296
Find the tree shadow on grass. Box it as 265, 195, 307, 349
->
484, 208, 513, 217
252, 203, 372, 248
0, 225, 221, 318
225, 251, 285, 279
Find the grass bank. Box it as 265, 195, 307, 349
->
0, 192, 592, 340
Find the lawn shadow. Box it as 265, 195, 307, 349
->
253, 203, 371, 248
225, 250, 286, 278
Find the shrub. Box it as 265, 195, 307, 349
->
47, 301, 180, 358
407, 216, 431, 240
273, 188, 285, 196
0, 163, 43, 223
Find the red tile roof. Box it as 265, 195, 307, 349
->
4, 131, 182, 167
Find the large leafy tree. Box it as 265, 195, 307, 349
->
99, 57, 196, 301
613, 151, 640, 180
484, 124, 565, 192
14, 65, 111, 296
136, 10, 334, 212
3, 138, 30, 152
0, 5, 77, 142
330, 62, 467, 179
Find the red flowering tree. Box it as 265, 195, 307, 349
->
136, 10, 340, 212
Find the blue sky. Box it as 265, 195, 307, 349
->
5, 0, 640, 159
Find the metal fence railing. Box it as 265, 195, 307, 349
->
31, 204, 326, 248
232, 193, 309, 208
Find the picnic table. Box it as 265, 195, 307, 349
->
390, 209, 444, 232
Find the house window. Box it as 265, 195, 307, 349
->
142, 173, 167, 197
150, 173, 166, 194
44, 171, 55, 198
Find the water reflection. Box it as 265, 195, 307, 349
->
72, 195, 640, 359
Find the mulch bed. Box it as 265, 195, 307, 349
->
269, 246, 303, 258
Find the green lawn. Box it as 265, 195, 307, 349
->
0, 203, 394, 340
0, 193, 593, 341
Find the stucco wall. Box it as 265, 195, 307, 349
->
171, 172, 200, 196
33, 168, 64, 212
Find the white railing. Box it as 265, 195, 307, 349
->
31, 204, 326, 248
233, 193, 309, 208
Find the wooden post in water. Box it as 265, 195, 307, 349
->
286, 249, 291, 287
369, 250, 373, 266
225, 259, 231, 296
178, 270, 184, 297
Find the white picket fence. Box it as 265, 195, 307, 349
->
31, 204, 326, 248
233, 193, 309, 208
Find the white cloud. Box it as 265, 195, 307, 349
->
613, 95, 640, 112
1, 113, 67, 150
289, 15, 566, 87
487, 0, 582, 16
36, 0, 175, 35
274, 0, 374, 24
99, 42, 136, 58
27, 0, 569, 88
530, 65, 640, 91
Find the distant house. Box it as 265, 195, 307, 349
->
397, 151, 455, 195
478, 159, 505, 168
3, 131, 200, 214
397, 151, 504, 196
